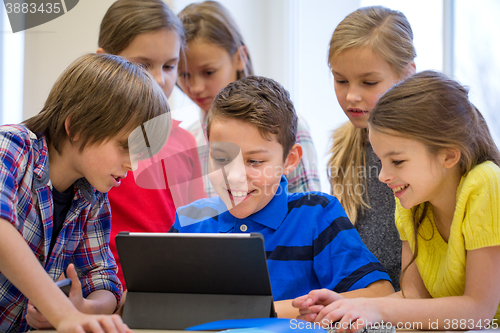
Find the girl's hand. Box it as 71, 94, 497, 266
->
315, 298, 383, 333
292, 288, 344, 322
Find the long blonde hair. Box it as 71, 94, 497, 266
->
369, 70, 500, 291
327, 6, 416, 223
178, 0, 253, 79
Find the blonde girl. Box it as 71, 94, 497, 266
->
326, 6, 416, 290
177, 0, 320, 197
294, 70, 500, 330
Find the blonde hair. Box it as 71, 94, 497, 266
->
327, 6, 416, 223
98, 0, 185, 55
24, 53, 171, 157
178, 0, 253, 79
369, 70, 500, 293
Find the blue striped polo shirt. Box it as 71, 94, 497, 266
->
171, 176, 390, 301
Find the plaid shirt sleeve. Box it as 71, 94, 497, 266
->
286, 114, 321, 193
71, 194, 123, 306
0, 128, 31, 226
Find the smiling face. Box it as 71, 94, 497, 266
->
369, 128, 456, 210
177, 39, 244, 112
116, 28, 181, 98
330, 46, 401, 128
208, 117, 295, 219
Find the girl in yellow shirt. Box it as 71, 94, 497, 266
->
292, 70, 500, 331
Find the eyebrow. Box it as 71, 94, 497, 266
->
245, 149, 270, 155
383, 151, 404, 158
130, 56, 179, 63
331, 70, 382, 78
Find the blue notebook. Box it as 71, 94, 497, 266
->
187, 318, 326, 333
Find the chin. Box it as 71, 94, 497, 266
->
229, 207, 253, 219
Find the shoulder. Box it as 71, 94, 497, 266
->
287, 191, 350, 225
0, 124, 34, 148
457, 161, 500, 207
0, 125, 41, 169
462, 161, 500, 189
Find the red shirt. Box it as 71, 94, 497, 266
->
108, 120, 206, 288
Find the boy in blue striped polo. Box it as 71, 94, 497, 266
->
170, 76, 394, 318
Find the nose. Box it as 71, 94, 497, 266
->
346, 85, 361, 103
378, 163, 394, 184
189, 75, 204, 95
151, 68, 165, 87
124, 155, 135, 172
225, 153, 247, 185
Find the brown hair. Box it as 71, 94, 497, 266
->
98, 0, 185, 55
207, 76, 297, 160
368, 70, 500, 293
24, 53, 171, 157
327, 6, 416, 223
178, 0, 253, 79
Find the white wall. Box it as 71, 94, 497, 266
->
22, 0, 116, 120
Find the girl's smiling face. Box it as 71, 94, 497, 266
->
177, 39, 244, 112
330, 46, 402, 129
369, 128, 453, 210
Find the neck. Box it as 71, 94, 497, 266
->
429, 166, 462, 238
48, 143, 79, 192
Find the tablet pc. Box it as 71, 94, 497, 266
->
115, 232, 276, 329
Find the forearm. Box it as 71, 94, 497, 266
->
341, 280, 394, 298
376, 295, 495, 330
0, 220, 78, 326
84, 290, 118, 315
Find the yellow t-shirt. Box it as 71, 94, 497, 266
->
395, 161, 500, 320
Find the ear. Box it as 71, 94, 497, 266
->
234, 45, 249, 72
96, 48, 106, 54
283, 143, 303, 176
441, 148, 461, 169
403, 61, 416, 78
64, 117, 79, 142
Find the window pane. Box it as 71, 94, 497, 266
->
454, 0, 500, 145
361, 0, 443, 71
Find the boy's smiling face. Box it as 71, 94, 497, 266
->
208, 117, 298, 219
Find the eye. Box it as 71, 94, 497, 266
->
178, 72, 189, 79
335, 79, 347, 84
163, 64, 176, 71
392, 160, 404, 166
248, 160, 263, 166
212, 156, 230, 165
204, 70, 215, 76
364, 81, 378, 86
